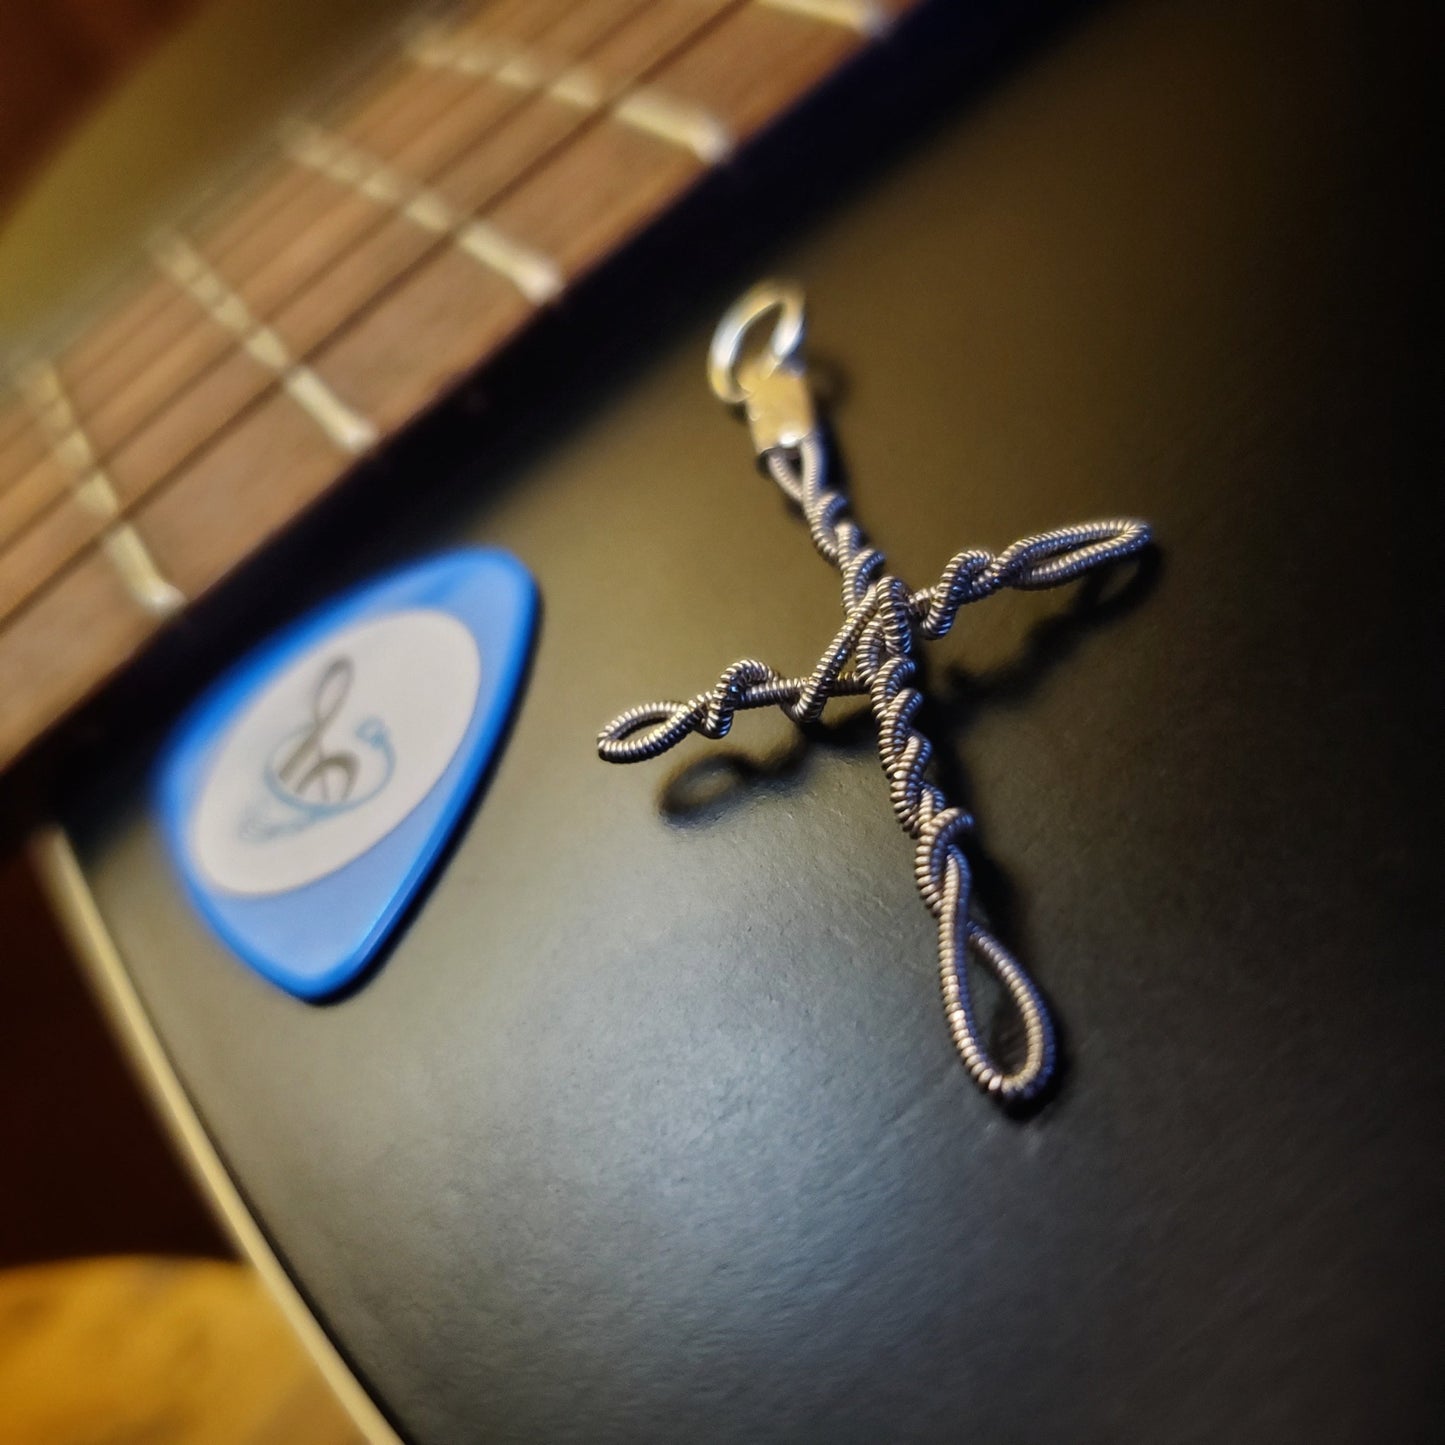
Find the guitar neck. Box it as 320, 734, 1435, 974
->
0, 0, 911, 774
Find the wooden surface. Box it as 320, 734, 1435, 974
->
0, 1257, 367, 1445
0, 0, 910, 775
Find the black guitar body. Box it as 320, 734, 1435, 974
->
50, 0, 1441, 1440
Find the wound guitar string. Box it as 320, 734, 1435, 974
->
598, 283, 1151, 1106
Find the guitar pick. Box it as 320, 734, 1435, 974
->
157, 549, 537, 999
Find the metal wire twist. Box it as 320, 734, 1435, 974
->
599, 429, 1149, 1106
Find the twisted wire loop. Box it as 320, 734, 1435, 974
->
598, 432, 1150, 1106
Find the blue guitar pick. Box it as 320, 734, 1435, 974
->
158, 549, 537, 999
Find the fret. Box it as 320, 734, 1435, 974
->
196, 177, 395, 320
62, 305, 236, 462
757, 0, 890, 33
481, 3, 866, 276
417, 0, 739, 113
351, 52, 555, 186
132, 270, 526, 602
0, 0, 916, 770
8, 365, 183, 622
611, 88, 735, 162
414, 0, 741, 171
183, 162, 321, 265
288, 128, 563, 303
654, 3, 864, 140
258, 213, 444, 361
328, 63, 481, 163
24, 0, 691, 511
572, 0, 754, 98
65, 144, 358, 390
138, 390, 367, 597
152, 236, 378, 455
104, 349, 275, 509
336, 0, 653, 197
220, 8, 583, 314
488, 123, 701, 279
299, 246, 533, 434
182, 21, 547, 271
58, 0, 628, 441
58, 290, 218, 441
419, 8, 743, 232
56, 145, 320, 389
312, 0, 574, 167
55, 161, 330, 402
179, 143, 390, 286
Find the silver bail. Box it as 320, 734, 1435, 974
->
706, 279, 817, 456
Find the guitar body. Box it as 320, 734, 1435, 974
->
22, 0, 1439, 1441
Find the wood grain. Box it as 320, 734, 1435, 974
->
0, 1256, 367, 1445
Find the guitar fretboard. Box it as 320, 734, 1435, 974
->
0, 0, 910, 772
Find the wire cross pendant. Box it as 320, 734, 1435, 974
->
598, 283, 1151, 1107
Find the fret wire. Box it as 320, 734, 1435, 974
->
0, 0, 894, 677
757, 0, 889, 35
14, 364, 184, 618
413, 22, 737, 163
151, 235, 379, 454
286, 124, 561, 301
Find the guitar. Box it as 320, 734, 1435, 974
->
0, 0, 921, 781
5, 0, 1439, 1441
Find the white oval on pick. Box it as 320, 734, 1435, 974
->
190, 609, 481, 897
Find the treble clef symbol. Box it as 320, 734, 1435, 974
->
274, 657, 360, 805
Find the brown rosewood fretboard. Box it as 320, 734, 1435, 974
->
0, 0, 912, 772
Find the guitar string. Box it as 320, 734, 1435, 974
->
0, 4, 694, 454
48, 0, 655, 418
136, 0, 699, 454
0, 0, 636, 450
0, 0, 767, 514
0, 0, 682, 550
283, 124, 565, 303
13, 364, 185, 617
150, 235, 380, 454
0, 0, 880, 641
89, 5, 544, 358
410, 20, 736, 163
0, 0, 734, 535
0, 0, 612, 606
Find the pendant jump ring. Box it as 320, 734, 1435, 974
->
707, 279, 807, 405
